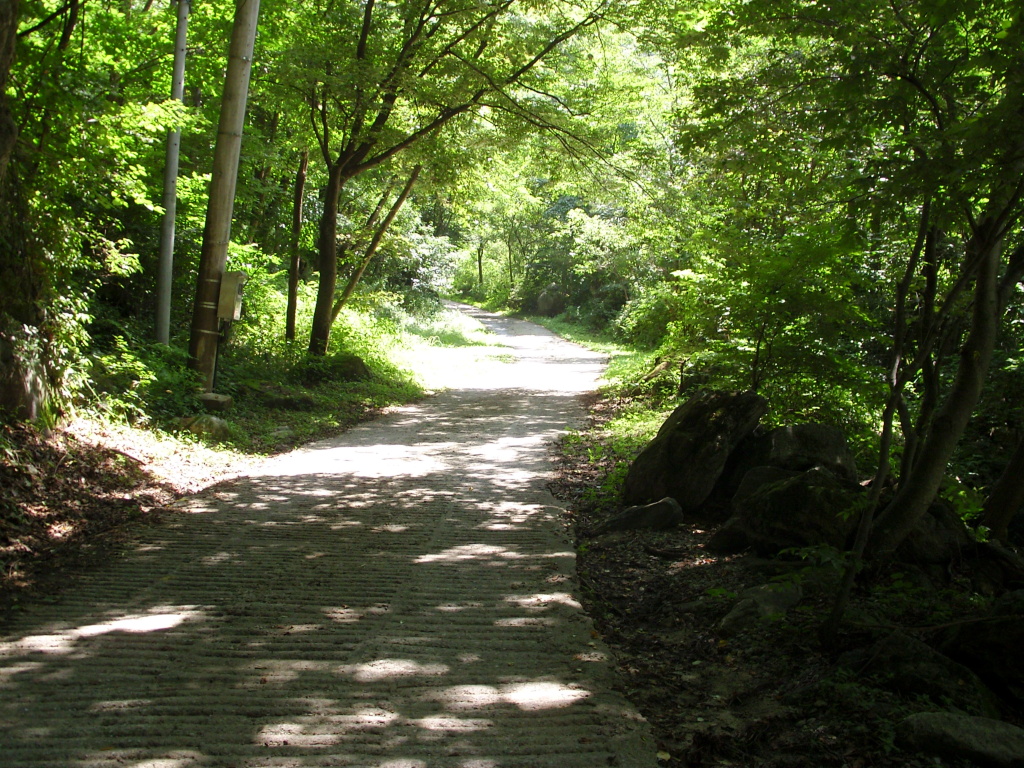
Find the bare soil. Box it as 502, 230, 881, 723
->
1, 418, 258, 614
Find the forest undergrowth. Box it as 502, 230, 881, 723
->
550, 392, 1019, 768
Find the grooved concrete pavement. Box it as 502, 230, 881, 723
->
0, 306, 656, 768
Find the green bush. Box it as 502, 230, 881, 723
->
614, 285, 680, 349
85, 335, 201, 424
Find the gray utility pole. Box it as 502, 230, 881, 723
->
155, 0, 190, 344
187, 0, 260, 390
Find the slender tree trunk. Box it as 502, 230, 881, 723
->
155, 0, 190, 344
983, 435, 1024, 543
188, 0, 260, 390
308, 164, 344, 356
332, 165, 421, 321
0, 0, 19, 186
868, 221, 1003, 555
0, 0, 48, 421
477, 241, 484, 287
285, 149, 308, 342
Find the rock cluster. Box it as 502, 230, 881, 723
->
588, 389, 1024, 767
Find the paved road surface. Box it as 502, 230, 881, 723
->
0, 306, 656, 768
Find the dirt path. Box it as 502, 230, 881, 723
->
0, 306, 656, 768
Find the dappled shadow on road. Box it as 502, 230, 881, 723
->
0, 328, 649, 766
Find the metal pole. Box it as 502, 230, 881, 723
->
187, 0, 261, 390
155, 0, 190, 343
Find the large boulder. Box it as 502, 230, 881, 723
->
536, 284, 567, 317
839, 632, 1000, 717
718, 581, 804, 637
896, 500, 972, 566
942, 589, 1024, 705
708, 466, 858, 555
622, 390, 768, 510
591, 497, 684, 536
897, 712, 1024, 768
178, 414, 232, 441
727, 423, 859, 487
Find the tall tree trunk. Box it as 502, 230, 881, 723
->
308, 163, 344, 356
332, 165, 421, 321
477, 241, 484, 287
187, 0, 260, 390
0, 0, 47, 421
155, 0, 190, 344
0, 0, 19, 186
285, 149, 308, 342
983, 435, 1024, 543
868, 221, 1003, 556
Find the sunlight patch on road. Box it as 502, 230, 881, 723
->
257, 720, 341, 747
0, 660, 43, 683
123, 756, 204, 768
466, 434, 547, 463
493, 617, 557, 627
433, 681, 591, 711
435, 601, 484, 612
258, 707, 408, 748
340, 658, 450, 682
505, 592, 582, 611
200, 551, 238, 566
0, 607, 202, 657
411, 715, 493, 732
415, 543, 523, 564
323, 604, 390, 623
475, 501, 544, 530
265, 441, 452, 479
89, 699, 152, 712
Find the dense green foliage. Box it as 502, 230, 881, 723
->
0, 0, 1021, 548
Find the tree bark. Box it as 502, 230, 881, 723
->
188, 0, 260, 390
285, 149, 308, 342
308, 163, 344, 356
868, 220, 1003, 555
983, 435, 1024, 543
332, 165, 421, 321
0, 0, 19, 186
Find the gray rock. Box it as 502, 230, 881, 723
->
841, 632, 1000, 717
897, 712, 1024, 767
743, 581, 803, 616
536, 284, 567, 317
705, 516, 751, 554
718, 582, 803, 637
896, 500, 972, 566
198, 392, 233, 412
731, 466, 801, 509
178, 414, 232, 441
724, 466, 859, 555
622, 390, 768, 510
592, 497, 684, 536
943, 601, 1024, 705
732, 424, 858, 483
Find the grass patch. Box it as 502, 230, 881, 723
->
398, 305, 498, 347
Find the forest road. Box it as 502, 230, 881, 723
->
0, 304, 657, 768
